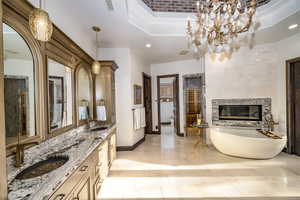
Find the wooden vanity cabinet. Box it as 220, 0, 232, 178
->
49, 132, 116, 200
94, 61, 118, 126
49, 155, 93, 200
108, 131, 117, 167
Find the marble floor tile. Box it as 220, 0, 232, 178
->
99, 133, 300, 200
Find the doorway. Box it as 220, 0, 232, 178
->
157, 74, 180, 136
287, 57, 300, 156
143, 73, 153, 134
183, 74, 206, 137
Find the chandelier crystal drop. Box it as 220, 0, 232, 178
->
187, 0, 258, 59
92, 26, 101, 75
29, 0, 53, 42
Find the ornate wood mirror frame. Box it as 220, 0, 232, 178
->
0, 0, 7, 197
1, 0, 94, 149
46, 55, 77, 138
3, 2, 46, 150
75, 63, 94, 126
0, 1, 95, 197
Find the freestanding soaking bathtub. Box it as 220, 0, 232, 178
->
210, 127, 287, 159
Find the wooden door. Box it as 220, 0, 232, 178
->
143, 73, 153, 134
157, 74, 180, 136
172, 76, 180, 136
293, 61, 300, 155
172, 79, 177, 134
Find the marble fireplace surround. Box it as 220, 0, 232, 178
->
212, 98, 271, 128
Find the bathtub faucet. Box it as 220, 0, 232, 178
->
265, 114, 279, 132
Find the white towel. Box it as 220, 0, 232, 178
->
79, 106, 88, 120
133, 108, 141, 130
140, 107, 146, 128
97, 106, 107, 121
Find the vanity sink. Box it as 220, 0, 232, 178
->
15, 156, 69, 180
91, 127, 108, 132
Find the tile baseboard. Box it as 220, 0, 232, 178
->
117, 136, 145, 151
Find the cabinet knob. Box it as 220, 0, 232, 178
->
54, 194, 65, 200
80, 165, 89, 172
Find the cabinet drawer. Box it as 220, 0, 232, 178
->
49, 157, 92, 200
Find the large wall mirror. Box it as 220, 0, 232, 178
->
77, 66, 93, 124
3, 23, 37, 145
47, 59, 74, 134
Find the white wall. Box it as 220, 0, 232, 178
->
276, 33, 300, 133
99, 48, 133, 147
99, 48, 150, 147
151, 59, 205, 133
205, 32, 300, 138
28, 0, 95, 59
131, 51, 151, 144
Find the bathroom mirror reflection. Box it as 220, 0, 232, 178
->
77, 66, 92, 122
3, 23, 36, 145
48, 59, 74, 132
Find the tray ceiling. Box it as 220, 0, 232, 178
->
142, 0, 271, 13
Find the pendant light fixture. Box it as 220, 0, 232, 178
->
91, 26, 101, 75
29, 0, 53, 42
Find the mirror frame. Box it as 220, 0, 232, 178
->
46, 55, 76, 138
3, 13, 46, 151
2, 0, 95, 158
75, 63, 94, 126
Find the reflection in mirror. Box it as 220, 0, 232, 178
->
77, 67, 91, 121
48, 59, 73, 132
3, 23, 36, 145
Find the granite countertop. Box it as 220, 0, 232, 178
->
7, 125, 116, 200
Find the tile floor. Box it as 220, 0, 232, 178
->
99, 128, 300, 200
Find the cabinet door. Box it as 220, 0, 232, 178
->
73, 177, 91, 200
98, 141, 109, 178
110, 133, 116, 163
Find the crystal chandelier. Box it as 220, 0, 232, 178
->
187, 0, 258, 59
91, 26, 101, 75
29, 0, 53, 42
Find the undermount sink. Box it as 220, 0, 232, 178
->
91, 127, 108, 132
15, 156, 69, 180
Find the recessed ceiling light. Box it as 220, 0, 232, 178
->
145, 44, 151, 48
289, 24, 298, 30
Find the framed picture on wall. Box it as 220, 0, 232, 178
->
134, 84, 142, 105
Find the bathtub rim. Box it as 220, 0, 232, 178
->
211, 127, 287, 141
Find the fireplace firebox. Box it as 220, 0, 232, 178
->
219, 105, 262, 121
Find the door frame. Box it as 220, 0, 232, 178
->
157, 74, 181, 136
286, 57, 300, 155
142, 72, 153, 134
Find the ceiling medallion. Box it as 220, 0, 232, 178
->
187, 0, 258, 60
29, 0, 53, 42
91, 26, 101, 75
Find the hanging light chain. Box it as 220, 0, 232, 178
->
95, 30, 99, 61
